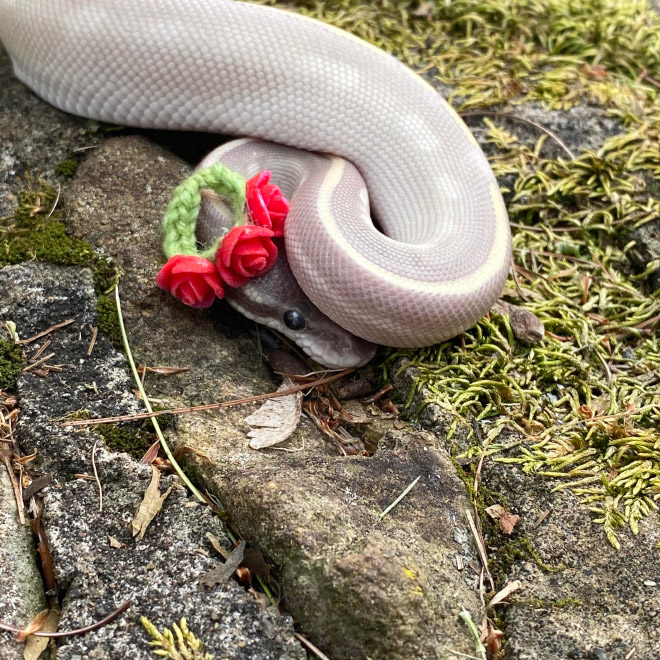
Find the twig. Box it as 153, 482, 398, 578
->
0, 599, 131, 638
113, 285, 205, 503
91, 440, 102, 512
1, 454, 25, 525
87, 324, 98, 357
293, 632, 332, 660
532, 509, 550, 529
30, 339, 52, 361
465, 510, 495, 592
17, 319, 75, 344
21, 353, 56, 373
459, 110, 576, 159
379, 475, 421, 520
63, 369, 354, 427
46, 182, 61, 218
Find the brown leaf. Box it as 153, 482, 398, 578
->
108, 535, 125, 549
139, 440, 161, 465
487, 579, 522, 609
245, 378, 302, 449
131, 467, 174, 541
499, 512, 520, 535
17, 609, 49, 642
492, 301, 544, 344
485, 504, 506, 520
483, 625, 504, 657
22, 609, 60, 659
206, 532, 230, 560
242, 547, 272, 582
200, 541, 246, 588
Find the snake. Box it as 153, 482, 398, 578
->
0, 0, 511, 368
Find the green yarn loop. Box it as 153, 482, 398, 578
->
161, 163, 247, 260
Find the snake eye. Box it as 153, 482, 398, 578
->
283, 309, 306, 330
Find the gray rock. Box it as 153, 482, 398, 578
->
484, 460, 660, 660
0, 469, 47, 660
61, 136, 482, 659
0, 263, 305, 660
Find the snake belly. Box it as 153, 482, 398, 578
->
0, 0, 511, 359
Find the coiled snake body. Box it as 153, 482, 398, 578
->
0, 0, 511, 367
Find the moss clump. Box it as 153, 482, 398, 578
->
55, 158, 79, 178
2, 179, 120, 350
96, 293, 123, 350
1, 181, 117, 293
95, 422, 154, 459
0, 335, 23, 391
324, 0, 660, 549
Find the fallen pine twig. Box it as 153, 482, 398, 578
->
17, 319, 75, 345
62, 368, 355, 427
459, 110, 576, 159
0, 599, 131, 638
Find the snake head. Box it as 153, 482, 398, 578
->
197, 191, 377, 369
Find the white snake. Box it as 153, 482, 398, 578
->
0, 0, 511, 368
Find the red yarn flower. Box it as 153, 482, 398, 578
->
245, 171, 290, 237
215, 225, 278, 288
156, 255, 225, 309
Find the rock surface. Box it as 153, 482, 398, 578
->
0, 469, 46, 660
1, 264, 305, 660
62, 136, 482, 659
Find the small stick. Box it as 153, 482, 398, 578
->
0, 600, 131, 638
17, 319, 75, 345
64, 369, 355, 427
91, 440, 103, 512
465, 510, 495, 592
293, 632, 332, 660
1, 454, 25, 525
22, 353, 56, 373
30, 339, 52, 362
379, 475, 421, 520
459, 110, 576, 159
87, 324, 99, 357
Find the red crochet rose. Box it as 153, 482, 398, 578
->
156, 255, 225, 309
245, 170, 290, 237
215, 225, 278, 288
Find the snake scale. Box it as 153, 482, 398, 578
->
0, 0, 511, 367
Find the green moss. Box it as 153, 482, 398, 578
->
323, 0, 660, 549
1, 179, 119, 349
55, 158, 79, 178
96, 293, 123, 350
0, 335, 23, 391
96, 422, 154, 459
2, 181, 117, 291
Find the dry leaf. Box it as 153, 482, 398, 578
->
17, 610, 49, 642
131, 467, 174, 541
22, 608, 60, 659
245, 378, 302, 449
242, 547, 272, 582
206, 532, 230, 560
492, 301, 545, 344
483, 625, 504, 657
499, 512, 520, 535
200, 541, 246, 587
108, 535, 125, 549
487, 579, 522, 609
485, 504, 506, 520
